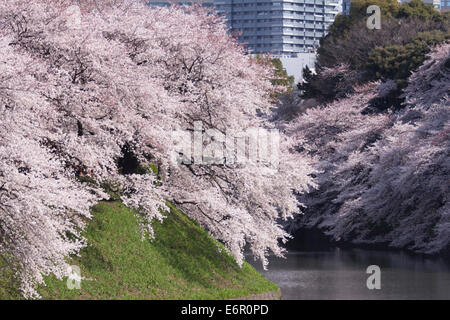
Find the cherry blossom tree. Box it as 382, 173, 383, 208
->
284, 83, 390, 233
0, 0, 315, 297
336, 44, 449, 253
286, 44, 449, 255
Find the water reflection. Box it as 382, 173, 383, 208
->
248, 248, 450, 299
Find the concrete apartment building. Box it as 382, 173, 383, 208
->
441, 0, 450, 11
213, 0, 341, 56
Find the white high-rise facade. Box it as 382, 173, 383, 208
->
213, 0, 341, 56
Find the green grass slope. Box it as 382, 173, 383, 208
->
0, 201, 278, 299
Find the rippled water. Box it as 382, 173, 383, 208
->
248, 248, 450, 300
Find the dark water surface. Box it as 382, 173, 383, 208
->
248, 248, 450, 300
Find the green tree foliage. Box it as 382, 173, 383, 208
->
271, 58, 295, 91
326, 0, 400, 39
254, 55, 294, 98
298, 64, 358, 101
326, 0, 441, 40
297, 65, 317, 98
366, 30, 450, 86
397, 0, 442, 21
304, 0, 449, 104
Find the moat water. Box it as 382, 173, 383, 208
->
248, 248, 450, 300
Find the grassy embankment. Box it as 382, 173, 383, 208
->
0, 201, 278, 299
